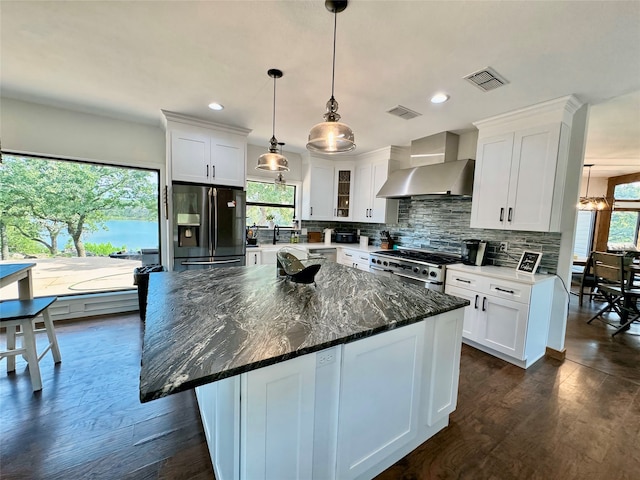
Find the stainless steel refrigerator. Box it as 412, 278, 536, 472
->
172, 183, 246, 271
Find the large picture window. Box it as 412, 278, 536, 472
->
0, 154, 160, 299
246, 180, 296, 227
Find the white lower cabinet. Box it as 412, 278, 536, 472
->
445, 265, 553, 368
337, 247, 370, 271
195, 310, 464, 480
246, 250, 261, 266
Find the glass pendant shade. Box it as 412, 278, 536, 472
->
307, 120, 355, 153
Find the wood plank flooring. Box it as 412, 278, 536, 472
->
1, 295, 639, 479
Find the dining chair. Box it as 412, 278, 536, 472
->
0, 296, 62, 391
576, 251, 598, 306
587, 252, 640, 336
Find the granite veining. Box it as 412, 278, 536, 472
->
139, 262, 468, 402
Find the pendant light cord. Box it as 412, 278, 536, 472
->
585, 165, 592, 196
272, 75, 277, 138
330, 8, 337, 99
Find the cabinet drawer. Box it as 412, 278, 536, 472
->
446, 271, 486, 291
486, 279, 531, 304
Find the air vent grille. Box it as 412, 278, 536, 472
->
386, 105, 422, 120
464, 67, 509, 92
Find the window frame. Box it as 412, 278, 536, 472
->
245, 177, 301, 227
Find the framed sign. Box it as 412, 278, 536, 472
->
516, 251, 542, 274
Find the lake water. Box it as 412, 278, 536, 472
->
57, 220, 159, 252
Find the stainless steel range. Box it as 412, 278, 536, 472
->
369, 248, 461, 292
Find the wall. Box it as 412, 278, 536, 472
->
1, 97, 165, 168
303, 197, 561, 274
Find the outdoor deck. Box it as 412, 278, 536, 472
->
0, 257, 141, 300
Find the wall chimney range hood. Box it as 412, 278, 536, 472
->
376, 132, 475, 199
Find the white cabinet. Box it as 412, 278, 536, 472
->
164, 111, 249, 188
445, 265, 553, 369
302, 158, 354, 221
246, 250, 261, 267
353, 158, 399, 224
196, 310, 464, 480
337, 247, 370, 271
336, 321, 424, 480
470, 96, 582, 232
241, 354, 317, 480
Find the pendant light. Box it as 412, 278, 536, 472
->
257, 69, 289, 171
306, 0, 355, 154
578, 164, 610, 211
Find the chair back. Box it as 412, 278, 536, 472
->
592, 252, 625, 286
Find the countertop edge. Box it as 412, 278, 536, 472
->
139, 300, 468, 403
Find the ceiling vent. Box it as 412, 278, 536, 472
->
386, 105, 422, 120
464, 67, 509, 92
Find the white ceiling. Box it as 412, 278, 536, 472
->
1, 1, 639, 177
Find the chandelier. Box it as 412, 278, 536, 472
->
578, 164, 610, 211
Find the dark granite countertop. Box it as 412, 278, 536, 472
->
139, 263, 468, 402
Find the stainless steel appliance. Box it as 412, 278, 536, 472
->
334, 231, 357, 243
172, 183, 246, 271
461, 239, 487, 266
369, 248, 461, 292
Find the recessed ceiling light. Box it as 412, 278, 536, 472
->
208, 102, 224, 111
430, 93, 450, 104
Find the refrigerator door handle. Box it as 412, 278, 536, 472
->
181, 259, 241, 266
212, 187, 218, 252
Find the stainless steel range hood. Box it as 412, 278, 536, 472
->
376, 132, 475, 198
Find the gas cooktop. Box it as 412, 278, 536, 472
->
371, 249, 461, 266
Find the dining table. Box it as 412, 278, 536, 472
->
0, 263, 36, 300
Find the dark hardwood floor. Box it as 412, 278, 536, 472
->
1, 294, 639, 479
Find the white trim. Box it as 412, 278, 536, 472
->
48, 290, 138, 322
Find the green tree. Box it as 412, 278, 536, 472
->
0, 155, 157, 258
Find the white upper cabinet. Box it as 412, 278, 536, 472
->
353, 156, 399, 224
470, 96, 583, 232
163, 111, 250, 188
302, 158, 354, 221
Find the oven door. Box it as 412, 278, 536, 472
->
369, 265, 393, 277
391, 271, 444, 293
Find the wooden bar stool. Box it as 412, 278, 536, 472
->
0, 296, 62, 391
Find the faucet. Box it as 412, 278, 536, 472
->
273, 225, 279, 245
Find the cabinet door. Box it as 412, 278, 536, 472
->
246, 251, 261, 267
369, 159, 391, 223
477, 294, 528, 360
334, 166, 354, 221
470, 133, 514, 229
444, 285, 478, 341
507, 124, 561, 231
308, 162, 335, 220
353, 163, 372, 223
336, 321, 424, 479
171, 130, 210, 184
211, 133, 246, 188
241, 354, 316, 480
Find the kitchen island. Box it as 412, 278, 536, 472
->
140, 262, 468, 480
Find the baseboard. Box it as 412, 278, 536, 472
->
545, 346, 566, 361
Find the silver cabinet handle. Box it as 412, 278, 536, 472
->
482, 296, 487, 311
310, 206, 313, 216
508, 207, 513, 222
499, 207, 504, 222
456, 278, 471, 284
474, 295, 479, 309
206, 165, 209, 177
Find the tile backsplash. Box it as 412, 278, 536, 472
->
302, 197, 561, 274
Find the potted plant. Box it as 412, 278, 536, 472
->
266, 214, 275, 229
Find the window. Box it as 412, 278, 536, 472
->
608, 181, 640, 250
246, 180, 296, 227
0, 154, 160, 299
573, 210, 595, 258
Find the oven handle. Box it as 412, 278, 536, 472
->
392, 271, 443, 286
370, 265, 393, 274
182, 259, 241, 265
